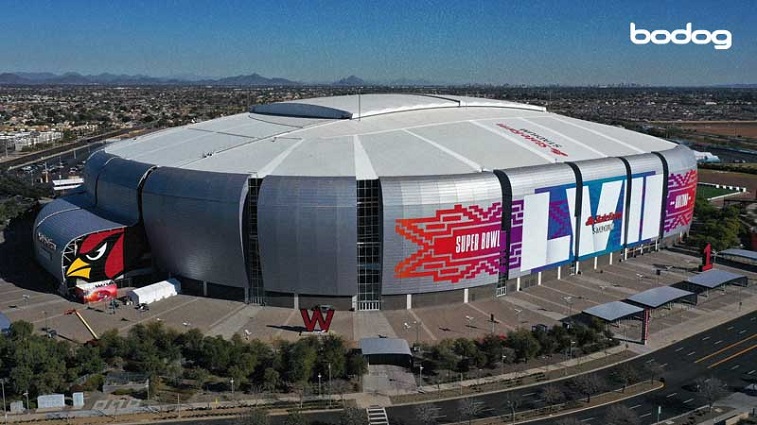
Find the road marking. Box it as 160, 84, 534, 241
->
714, 340, 723, 345
687, 351, 696, 356
731, 365, 740, 370
684, 398, 694, 404
702, 336, 710, 341
523, 392, 536, 397
740, 330, 747, 334
581, 417, 594, 422
747, 369, 756, 375
675, 347, 684, 352
727, 326, 734, 330
661, 363, 668, 368
645, 358, 655, 363
640, 413, 651, 418
694, 333, 757, 363
708, 344, 757, 369
666, 392, 677, 398
630, 404, 642, 409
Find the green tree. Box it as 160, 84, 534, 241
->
285, 340, 317, 383
262, 368, 280, 393
506, 328, 541, 362
346, 352, 367, 377
74, 344, 107, 375
9, 321, 34, 340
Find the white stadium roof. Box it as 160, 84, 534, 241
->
104, 94, 676, 177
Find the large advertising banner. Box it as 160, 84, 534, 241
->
511, 183, 575, 274
625, 172, 664, 246
574, 176, 626, 260
382, 174, 503, 294
663, 168, 697, 237
394, 202, 504, 283
66, 229, 126, 283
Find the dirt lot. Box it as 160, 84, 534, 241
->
698, 168, 757, 198
676, 121, 757, 139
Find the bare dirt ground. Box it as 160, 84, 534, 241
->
675, 121, 757, 139
650, 120, 757, 140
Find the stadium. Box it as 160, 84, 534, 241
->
32, 94, 697, 311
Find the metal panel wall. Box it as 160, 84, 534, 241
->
95, 158, 154, 225
623, 154, 665, 246
657, 146, 698, 238
83, 150, 116, 201
257, 176, 357, 296
571, 158, 627, 260
381, 173, 503, 295
503, 163, 577, 279
141, 168, 248, 288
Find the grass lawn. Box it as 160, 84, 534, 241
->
698, 185, 739, 199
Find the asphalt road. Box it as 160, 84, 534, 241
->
143, 312, 757, 425
387, 312, 757, 425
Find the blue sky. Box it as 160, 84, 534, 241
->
0, 0, 754, 85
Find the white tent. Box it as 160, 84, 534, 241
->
127, 278, 181, 305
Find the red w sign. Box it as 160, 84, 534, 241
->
300, 308, 335, 332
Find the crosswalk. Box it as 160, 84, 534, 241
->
366, 405, 389, 425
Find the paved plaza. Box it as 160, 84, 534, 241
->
1, 245, 755, 350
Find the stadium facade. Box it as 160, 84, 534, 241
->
33, 94, 697, 310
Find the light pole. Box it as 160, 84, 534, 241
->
418, 365, 423, 390
23, 391, 29, 413
327, 363, 332, 407
563, 296, 573, 321
501, 355, 507, 377
1, 378, 6, 423
230, 378, 234, 397
317, 373, 322, 398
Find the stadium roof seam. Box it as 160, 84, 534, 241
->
469, 119, 557, 163
547, 115, 645, 153
246, 113, 317, 129
519, 117, 608, 158
403, 129, 483, 172
258, 137, 308, 176
353, 135, 378, 180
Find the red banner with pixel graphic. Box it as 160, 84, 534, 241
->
394, 203, 505, 283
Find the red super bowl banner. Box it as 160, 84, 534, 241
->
395, 203, 504, 283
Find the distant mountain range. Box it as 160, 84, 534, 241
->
0, 72, 444, 86
0, 72, 753, 87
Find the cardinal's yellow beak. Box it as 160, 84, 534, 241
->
66, 257, 91, 279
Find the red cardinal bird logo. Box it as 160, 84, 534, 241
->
66, 229, 125, 281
